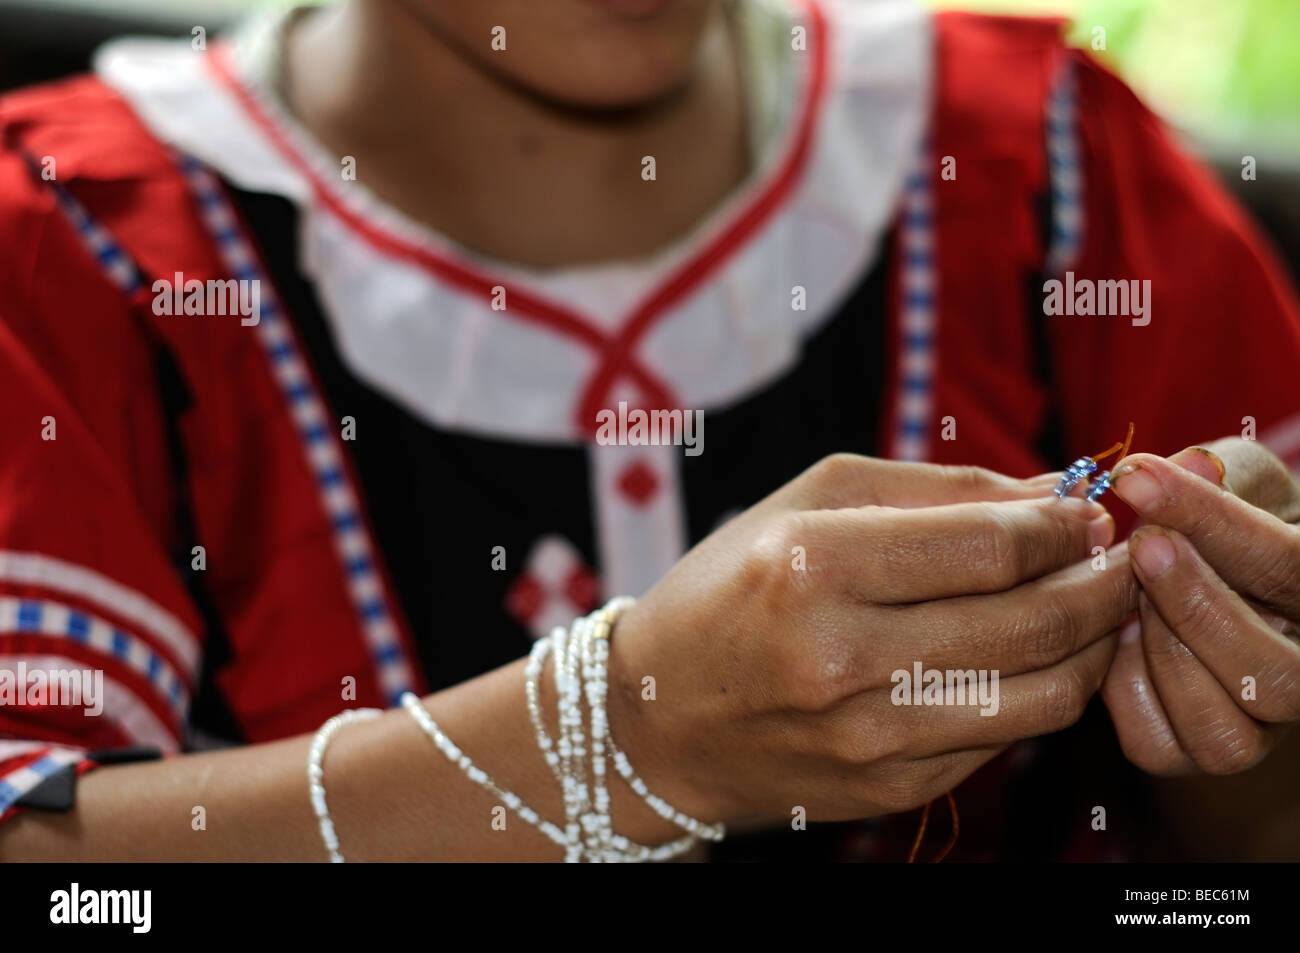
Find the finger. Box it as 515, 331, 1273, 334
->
1137, 592, 1277, 774
791, 745, 1006, 819
1203, 437, 1300, 522
790, 454, 1066, 511
1129, 526, 1300, 723
882, 746, 1007, 812
821, 496, 1113, 603
793, 630, 1112, 766
1110, 451, 1300, 619
893, 633, 1118, 757
1099, 616, 1195, 776
1168, 445, 1226, 486
889, 542, 1138, 677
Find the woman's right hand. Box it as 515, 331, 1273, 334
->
607, 453, 1137, 827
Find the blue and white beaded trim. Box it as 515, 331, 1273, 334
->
0, 747, 86, 815
0, 597, 189, 721
1044, 58, 1083, 276
34, 153, 419, 706
175, 155, 418, 705
891, 138, 937, 463
24, 155, 148, 297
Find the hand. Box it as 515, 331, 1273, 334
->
1101, 438, 1300, 775
605, 453, 1136, 825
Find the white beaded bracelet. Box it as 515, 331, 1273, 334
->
399, 598, 720, 862
581, 598, 724, 848
530, 631, 698, 861
581, 605, 616, 857
399, 691, 575, 850
308, 707, 382, 863
606, 735, 726, 843
524, 598, 715, 861
408, 677, 693, 862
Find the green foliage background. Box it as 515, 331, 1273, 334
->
932, 0, 1299, 153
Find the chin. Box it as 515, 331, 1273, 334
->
408, 0, 719, 111
526, 48, 703, 112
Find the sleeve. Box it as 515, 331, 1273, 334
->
0, 160, 205, 823
1048, 49, 1300, 495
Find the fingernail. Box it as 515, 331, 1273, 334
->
1168, 446, 1225, 486
1088, 512, 1115, 551
1111, 462, 1162, 511
1130, 528, 1176, 578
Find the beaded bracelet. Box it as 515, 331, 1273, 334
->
579, 598, 725, 846
399, 691, 573, 850
400, 597, 721, 862
526, 625, 698, 862
308, 707, 382, 862
525, 598, 720, 860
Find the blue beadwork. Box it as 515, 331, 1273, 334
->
1054, 456, 1097, 499
1085, 470, 1112, 502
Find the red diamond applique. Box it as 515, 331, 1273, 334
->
563, 565, 600, 613
505, 573, 544, 625
504, 535, 602, 639
616, 460, 659, 506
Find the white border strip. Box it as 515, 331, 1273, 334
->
0, 654, 178, 754
0, 550, 199, 679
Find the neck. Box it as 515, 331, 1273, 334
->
283, 0, 751, 269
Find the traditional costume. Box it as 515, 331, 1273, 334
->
1, 0, 1297, 858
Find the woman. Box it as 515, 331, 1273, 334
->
0, 0, 1297, 860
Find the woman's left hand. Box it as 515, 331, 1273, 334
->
1101, 437, 1300, 775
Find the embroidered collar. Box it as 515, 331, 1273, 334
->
96, 0, 931, 443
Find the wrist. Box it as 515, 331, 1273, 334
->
604, 606, 732, 834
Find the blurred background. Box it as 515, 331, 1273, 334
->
1, 0, 1296, 269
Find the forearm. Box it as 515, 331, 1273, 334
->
0, 656, 684, 861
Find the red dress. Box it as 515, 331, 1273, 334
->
0, 4, 1296, 859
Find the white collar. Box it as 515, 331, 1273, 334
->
96, 0, 931, 443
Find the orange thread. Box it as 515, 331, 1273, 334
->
1090, 421, 1136, 465
907, 799, 932, 863
1117, 420, 1135, 461
1089, 441, 1123, 464
932, 791, 959, 863
907, 791, 960, 863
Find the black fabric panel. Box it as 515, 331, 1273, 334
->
681, 244, 892, 537
226, 188, 590, 691
224, 187, 891, 701
151, 330, 245, 746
